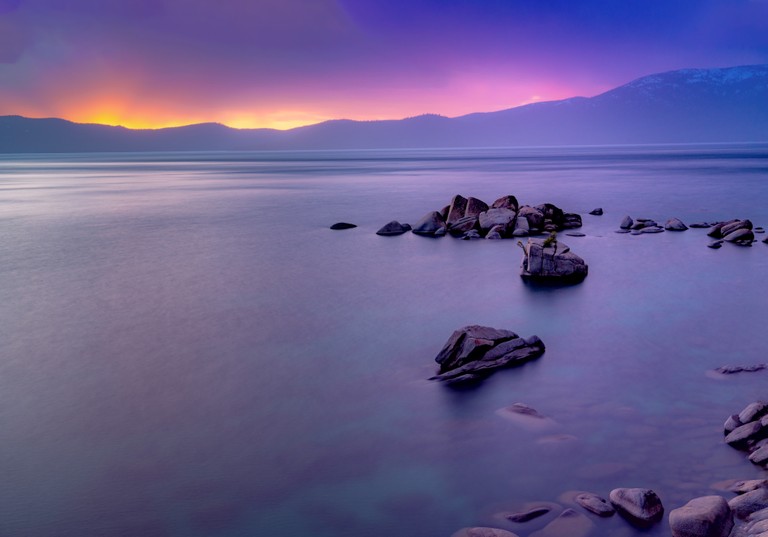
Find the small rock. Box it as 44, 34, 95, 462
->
376, 221, 411, 236
716, 364, 768, 375
708, 241, 724, 249
754, 227, 765, 233
669, 495, 733, 537
690, 222, 712, 228
730, 480, 768, 495
529, 508, 593, 537
452, 528, 520, 537
729, 487, 768, 519
412, 211, 447, 237
739, 402, 768, 424
589, 208, 603, 216
615, 229, 630, 234
462, 230, 482, 240
565, 232, 586, 237
725, 415, 743, 434
665, 218, 689, 231
575, 493, 615, 517
330, 222, 357, 230
749, 445, 768, 465
507, 507, 551, 523
725, 421, 767, 449
641, 226, 665, 233
609, 488, 664, 526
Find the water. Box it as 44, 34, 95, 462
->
1, 145, 767, 537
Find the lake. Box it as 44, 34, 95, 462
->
1, 145, 767, 537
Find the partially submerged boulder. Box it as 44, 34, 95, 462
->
609, 488, 664, 527
665, 218, 689, 231
412, 211, 447, 237
330, 222, 356, 230
431, 325, 545, 383
376, 221, 411, 236
519, 237, 588, 283
669, 496, 733, 537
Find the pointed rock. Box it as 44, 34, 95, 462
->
376, 221, 411, 236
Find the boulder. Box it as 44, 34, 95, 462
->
708, 241, 724, 249
725, 415, 743, 434
724, 228, 754, 243
749, 445, 768, 465
431, 326, 545, 382
465, 197, 489, 218
376, 221, 411, 236
669, 495, 733, 537
562, 213, 583, 229
725, 421, 767, 448
519, 238, 588, 283
519, 206, 545, 230
486, 225, 506, 240
589, 208, 603, 216
575, 493, 615, 517
448, 215, 479, 236
446, 195, 468, 226
708, 220, 739, 238
665, 218, 689, 231
515, 216, 529, 232
330, 222, 356, 230
609, 488, 664, 526
451, 528, 520, 537
620, 216, 634, 229
412, 211, 447, 237
721, 219, 753, 236
479, 208, 517, 232
491, 195, 519, 212
728, 487, 768, 519
530, 509, 593, 537
535, 203, 565, 228
738, 402, 768, 424
462, 230, 482, 240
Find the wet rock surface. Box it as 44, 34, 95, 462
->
609, 487, 664, 526
519, 237, 588, 282
669, 495, 733, 537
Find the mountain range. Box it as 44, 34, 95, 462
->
2, 64, 767, 153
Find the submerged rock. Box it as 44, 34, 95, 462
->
589, 208, 603, 216
330, 222, 357, 230
519, 237, 588, 282
609, 488, 664, 526
376, 221, 411, 236
575, 493, 615, 517
690, 222, 712, 228
431, 325, 545, 383
507, 507, 551, 523
669, 496, 733, 537
530, 508, 593, 537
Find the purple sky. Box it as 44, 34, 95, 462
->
1, 0, 767, 129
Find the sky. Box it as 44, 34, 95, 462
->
1, 0, 767, 130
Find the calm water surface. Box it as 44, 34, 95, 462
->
1, 145, 767, 537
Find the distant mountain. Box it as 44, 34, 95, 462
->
2, 64, 767, 153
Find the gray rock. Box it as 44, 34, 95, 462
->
376, 221, 411, 236
530, 508, 593, 537
491, 195, 519, 212
729, 487, 768, 519
589, 208, 603, 216
575, 493, 614, 517
519, 206, 545, 230
725, 415, 743, 434
446, 195, 468, 226
562, 213, 583, 229
451, 528, 520, 537
729, 480, 768, 495
330, 222, 356, 230
666, 218, 689, 231
749, 445, 768, 465
507, 507, 551, 522
724, 228, 755, 243
716, 365, 768, 375
620, 216, 634, 229
486, 225, 505, 240
721, 219, 753, 236
431, 326, 545, 382
740, 402, 768, 424
520, 238, 588, 282
449, 215, 479, 236
669, 495, 733, 537
412, 211, 447, 237
641, 226, 665, 233
609, 488, 664, 526
465, 197, 489, 218
515, 216, 529, 232
479, 208, 517, 232
708, 241, 724, 249
725, 421, 767, 448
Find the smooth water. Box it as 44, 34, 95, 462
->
1, 145, 767, 537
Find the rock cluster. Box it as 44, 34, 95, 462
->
519, 237, 588, 282
616, 215, 673, 234
724, 401, 768, 463
430, 325, 545, 384
386, 194, 582, 239
708, 219, 756, 246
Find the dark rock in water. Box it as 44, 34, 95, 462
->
754, 227, 765, 233
665, 218, 689, 231
764, 236, 768, 244
447, 195, 469, 227
465, 197, 489, 218
724, 415, 743, 434
451, 528, 520, 537
376, 221, 411, 236
727, 479, 768, 495
669, 495, 733, 537
738, 401, 768, 424
708, 219, 741, 238
491, 195, 519, 212
486, 224, 506, 240
724, 420, 767, 448
728, 487, 768, 519
562, 213, 583, 229
565, 232, 585, 237
530, 508, 593, 537
620, 216, 634, 229
449, 215, 479, 236
520, 238, 588, 282
462, 230, 482, 240
535, 203, 565, 228
641, 226, 665, 234
440, 205, 450, 220
724, 228, 754, 243
589, 208, 603, 216
507, 507, 551, 523
690, 222, 712, 228
609, 488, 664, 526
431, 325, 545, 382
575, 493, 615, 517
412, 211, 447, 237
722, 219, 753, 236
615, 229, 630, 234
519, 206, 545, 230
708, 241, 724, 249
479, 208, 517, 232
330, 222, 357, 230
749, 444, 768, 465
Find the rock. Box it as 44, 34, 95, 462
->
446, 195, 469, 226
725, 415, 743, 434
615, 229, 630, 234
575, 493, 615, 517
479, 208, 517, 232
754, 227, 765, 233
725, 421, 767, 449
562, 213, 583, 229
440, 205, 450, 220
519, 238, 588, 283
535, 203, 565, 228
412, 211, 447, 237
716, 364, 768, 375
589, 208, 603, 216
666, 218, 689, 231
721, 219, 753, 236
491, 195, 519, 212
729, 480, 768, 495
565, 232, 585, 237
724, 228, 755, 243
465, 197, 489, 218
620, 216, 634, 229
708, 241, 724, 249
376, 221, 411, 236
690, 222, 712, 228
519, 206, 545, 230
739, 402, 768, 424
641, 226, 665, 233
330, 222, 356, 230
749, 445, 768, 465
451, 527, 520, 537
449, 215, 480, 236
486, 225, 505, 240
609, 488, 664, 526
530, 508, 593, 537
507, 507, 551, 522
729, 487, 768, 519
512, 228, 529, 237
764, 236, 768, 244
431, 326, 545, 382
462, 230, 482, 240
669, 495, 733, 537
515, 216, 529, 232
